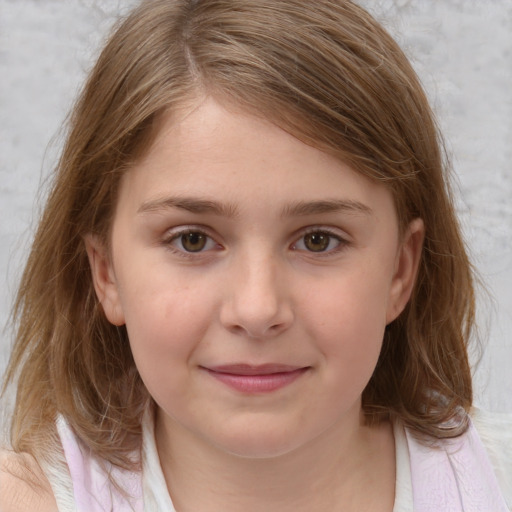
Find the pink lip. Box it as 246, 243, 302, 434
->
203, 364, 309, 393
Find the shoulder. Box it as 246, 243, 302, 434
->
0, 449, 58, 512
471, 407, 512, 507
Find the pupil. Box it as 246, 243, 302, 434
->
305, 233, 329, 252
182, 233, 206, 252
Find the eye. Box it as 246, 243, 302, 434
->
166, 229, 218, 253
293, 230, 345, 253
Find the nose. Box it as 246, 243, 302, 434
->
219, 252, 294, 339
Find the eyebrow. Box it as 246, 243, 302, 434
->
137, 196, 373, 218
137, 197, 239, 217
281, 199, 373, 217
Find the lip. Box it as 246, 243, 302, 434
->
202, 364, 309, 393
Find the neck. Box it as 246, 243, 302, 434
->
154, 409, 396, 512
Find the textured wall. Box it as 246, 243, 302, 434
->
1, 0, 511, 411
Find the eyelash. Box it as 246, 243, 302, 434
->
162, 226, 349, 258
162, 227, 220, 258
291, 228, 349, 256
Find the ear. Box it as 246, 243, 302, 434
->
386, 218, 424, 324
84, 234, 125, 326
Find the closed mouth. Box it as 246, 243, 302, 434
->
205, 363, 308, 375
201, 364, 310, 393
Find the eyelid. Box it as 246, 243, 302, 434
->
162, 225, 222, 256
161, 224, 351, 258
291, 226, 351, 255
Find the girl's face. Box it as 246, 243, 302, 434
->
87, 97, 423, 458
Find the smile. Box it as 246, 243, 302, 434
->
202, 364, 310, 393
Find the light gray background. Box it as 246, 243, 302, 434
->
1, 0, 511, 412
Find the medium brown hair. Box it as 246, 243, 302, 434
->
3, 0, 475, 469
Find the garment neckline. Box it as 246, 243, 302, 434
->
141, 411, 412, 511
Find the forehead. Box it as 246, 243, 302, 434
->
116, 96, 396, 221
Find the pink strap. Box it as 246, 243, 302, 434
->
57, 416, 143, 512
406, 418, 508, 511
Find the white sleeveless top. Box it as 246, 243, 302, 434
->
45, 408, 512, 511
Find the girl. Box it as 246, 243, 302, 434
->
1, 0, 511, 510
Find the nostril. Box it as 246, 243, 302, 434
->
219, 272, 294, 338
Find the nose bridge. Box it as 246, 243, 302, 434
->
221, 244, 293, 338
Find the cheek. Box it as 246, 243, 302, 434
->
304, 264, 392, 379
118, 274, 217, 380
121, 286, 214, 414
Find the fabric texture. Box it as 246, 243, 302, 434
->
406, 416, 509, 511
56, 416, 143, 512
46, 408, 511, 511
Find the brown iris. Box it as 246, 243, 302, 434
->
181, 232, 207, 252
303, 232, 331, 252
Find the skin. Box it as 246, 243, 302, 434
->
87, 96, 424, 511
0, 452, 58, 512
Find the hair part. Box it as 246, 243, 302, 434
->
4, 0, 475, 469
